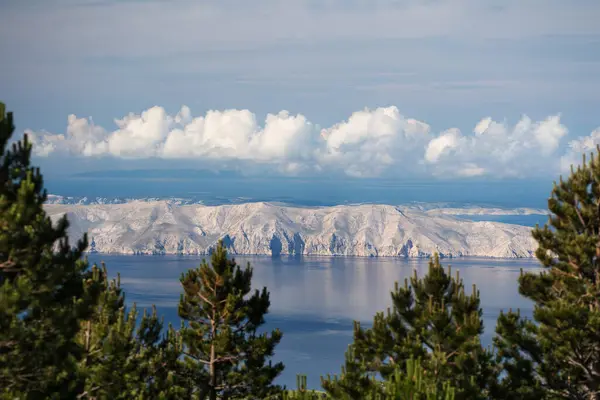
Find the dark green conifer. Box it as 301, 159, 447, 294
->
376, 357, 456, 400
77, 264, 138, 398
140, 323, 193, 400
495, 150, 600, 399
287, 358, 455, 400
282, 375, 329, 400
77, 263, 191, 399
177, 240, 284, 399
322, 254, 494, 400
0, 102, 100, 398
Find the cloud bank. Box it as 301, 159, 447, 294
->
25, 105, 598, 178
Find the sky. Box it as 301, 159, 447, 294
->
1, 0, 600, 187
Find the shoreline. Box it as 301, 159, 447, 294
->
84, 251, 536, 260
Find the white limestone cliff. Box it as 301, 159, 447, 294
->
44, 201, 538, 258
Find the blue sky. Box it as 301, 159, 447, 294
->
1, 0, 600, 184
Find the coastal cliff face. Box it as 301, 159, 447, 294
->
44, 201, 538, 258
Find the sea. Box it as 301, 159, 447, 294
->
87, 254, 543, 390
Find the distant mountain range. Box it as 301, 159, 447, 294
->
44, 200, 540, 258
46, 194, 202, 205
45, 194, 548, 214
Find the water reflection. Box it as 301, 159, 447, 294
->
88, 254, 542, 389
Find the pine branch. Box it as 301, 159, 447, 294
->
181, 350, 210, 364
0, 340, 17, 349
214, 354, 244, 364
573, 195, 587, 230
566, 356, 600, 381
196, 291, 215, 308
232, 319, 252, 334
77, 384, 104, 399
0, 259, 17, 272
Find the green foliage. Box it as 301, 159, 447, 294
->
491, 309, 544, 400
286, 358, 456, 400
322, 254, 494, 400
0, 102, 100, 398
150, 324, 196, 400
495, 150, 600, 399
177, 241, 284, 399
77, 264, 138, 398
76, 263, 189, 399
376, 357, 456, 400
282, 375, 329, 400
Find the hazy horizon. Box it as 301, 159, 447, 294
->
44, 173, 552, 209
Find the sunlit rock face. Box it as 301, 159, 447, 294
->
45, 201, 537, 258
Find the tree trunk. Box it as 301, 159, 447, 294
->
84, 320, 92, 352
210, 312, 217, 400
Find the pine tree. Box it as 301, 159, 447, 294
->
177, 240, 284, 399
491, 310, 544, 400
0, 102, 100, 398
287, 358, 456, 400
139, 323, 194, 400
283, 375, 329, 400
375, 357, 456, 400
77, 263, 136, 398
322, 254, 494, 400
495, 150, 600, 399
77, 263, 191, 399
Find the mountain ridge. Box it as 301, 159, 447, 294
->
44, 201, 538, 258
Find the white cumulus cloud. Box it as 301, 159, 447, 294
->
24, 105, 597, 179
318, 107, 431, 177
424, 115, 568, 178
560, 128, 600, 173
424, 128, 461, 164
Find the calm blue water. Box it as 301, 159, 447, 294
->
455, 214, 548, 227
86, 254, 542, 390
